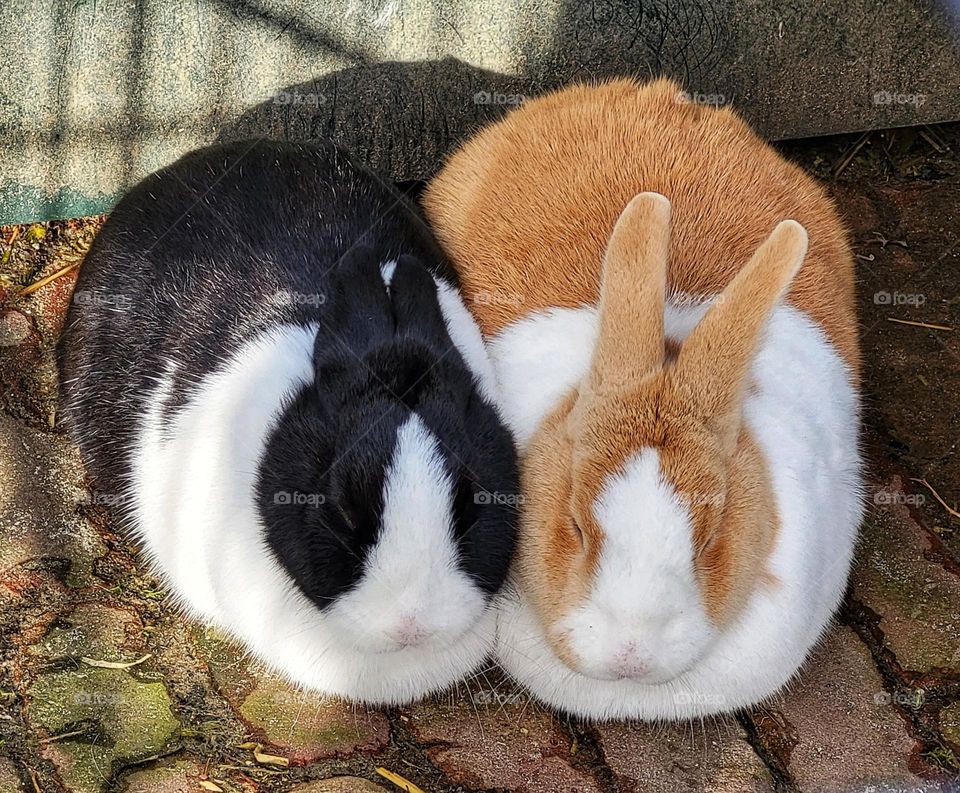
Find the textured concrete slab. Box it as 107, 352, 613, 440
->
595, 718, 773, 791
2, 0, 959, 223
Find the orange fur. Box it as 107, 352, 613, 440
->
424, 77, 859, 377
424, 78, 859, 638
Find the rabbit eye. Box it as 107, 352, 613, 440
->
570, 519, 586, 549
696, 531, 717, 558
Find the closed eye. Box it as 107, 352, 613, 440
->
571, 519, 586, 549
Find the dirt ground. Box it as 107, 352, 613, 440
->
0, 124, 959, 793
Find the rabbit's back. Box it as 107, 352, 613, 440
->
424, 78, 858, 376
60, 139, 445, 491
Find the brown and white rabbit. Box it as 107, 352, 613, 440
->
422, 78, 864, 719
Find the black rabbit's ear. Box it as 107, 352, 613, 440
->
389, 255, 450, 343
316, 245, 396, 358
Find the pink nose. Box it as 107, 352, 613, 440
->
612, 643, 649, 680
392, 614, 428, 646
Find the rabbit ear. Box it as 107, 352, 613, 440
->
389, 254, 450, 342
586, 193, 671, 394
673, 220, 808, 447
324, 244, 396, 347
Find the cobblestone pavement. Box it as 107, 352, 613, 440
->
1, 126, 959, 792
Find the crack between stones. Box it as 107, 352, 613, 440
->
841, 596, 960, 776
736, 710, 800, 792
563, 718, 620, 792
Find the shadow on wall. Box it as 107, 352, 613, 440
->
218, 1, 732, 181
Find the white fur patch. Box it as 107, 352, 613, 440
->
380, 259, 397, 288
132, 323, 496, 704
490, 297, 863, 719
433, 277, 502, 406
561, 449, 716, 683
328, 413, 486, 652
487, 306, 599, 450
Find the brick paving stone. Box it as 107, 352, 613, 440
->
289, 778, 390, 792
773, 624, 923, 792
28, 601, 143, 662
0, 412, 107, 587
198, 629, 390, 765
28, 667, 181, 793
595, 719, 773, 792
403, 682, 602, 792
122, 759, 224, 793
852, 477, 960, 673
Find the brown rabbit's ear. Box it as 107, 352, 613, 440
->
673, 220, 808, 449
586, 193, 672, 394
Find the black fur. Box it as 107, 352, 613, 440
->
59, 138, 519, 610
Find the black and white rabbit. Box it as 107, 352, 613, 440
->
58, 139, 520, 704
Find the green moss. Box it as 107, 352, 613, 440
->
28, 668, 179, 793
940, 702, 960, 747
925, 745, 960, 772
239, 679, 358, 749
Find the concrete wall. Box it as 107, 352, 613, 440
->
1, 0, 958, 224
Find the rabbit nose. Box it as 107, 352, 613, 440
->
391, 614, 428, 647
612, 643, 649, 680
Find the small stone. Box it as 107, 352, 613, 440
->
595, 718, 773, 792
0, 309, 33, 346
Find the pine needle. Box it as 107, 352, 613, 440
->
376, 767, 426, 793
886, 318, 953, 332
911, 478, 960, 521
17, 261, 82, 298
80, 653, 152, 669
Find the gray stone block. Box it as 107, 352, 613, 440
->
1, 0, 958, 224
